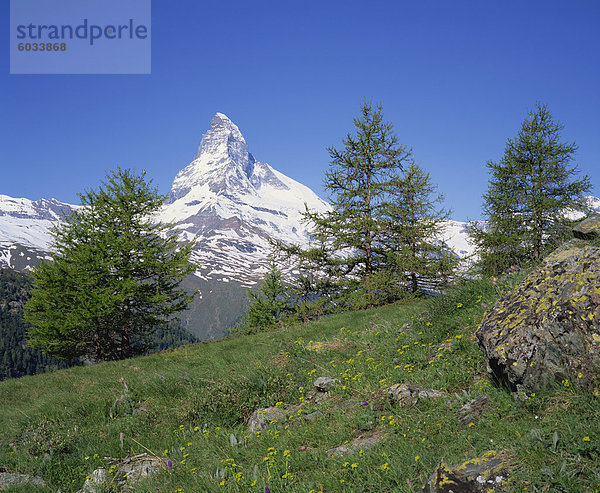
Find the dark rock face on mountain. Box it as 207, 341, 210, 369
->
477, 246, 600, 393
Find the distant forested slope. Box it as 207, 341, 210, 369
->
0, 268, 198, 381
0, 268, 70, 379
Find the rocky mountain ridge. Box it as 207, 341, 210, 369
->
0, 196, 75, 271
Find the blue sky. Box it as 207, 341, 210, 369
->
2, 0, 599, 221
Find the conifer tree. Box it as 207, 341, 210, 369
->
279, 102, 451, 307
382, 163, 457, 293
25, 168, 196, 361
469, 103, 592, 274
293, 102, 411, 304
236, 259, 293, 332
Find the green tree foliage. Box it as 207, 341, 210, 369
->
25, 168, 196, 362
0, 268, 70, 380
279, 102, 452, 309
0, 267, 195, 380
235, 259, 293, 333
382, 163, 457, 293
146, 321, 198, 352
468, 103, 592, 275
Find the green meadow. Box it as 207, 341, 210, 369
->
1, 275, 598, 492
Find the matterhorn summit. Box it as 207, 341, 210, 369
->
169, 113, 256, 201
160, 113, 330, 286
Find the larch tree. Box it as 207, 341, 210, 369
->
235, 258, 293, 333
381, 162, 457, 293
469, 103, 592, 274
25, 168, 196, 362
279, 102, 451, 308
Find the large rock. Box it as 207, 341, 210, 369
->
247, 407, 286, 434
572, 214, 600, 240
477, 246, 600, 392
423, 450, 510, 492
0, 472, 45, 490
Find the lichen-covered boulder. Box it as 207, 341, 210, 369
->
0, 472, 45, 490
542, 239, 587, 265
477, 246, 600, 393
423, 450, 510, 493
387, 383, 446, 407
247, 406, 286, 434
572, 213, 600, 240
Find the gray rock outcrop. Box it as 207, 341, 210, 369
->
423, 450, 510, 492
457, 395, 491, 426
0, 472, 45, 490
387, 383, 446, 407
477, 246, 600, 392
327, 431, 387, 456
313, 376, 340, 392
572, 213, 600, 240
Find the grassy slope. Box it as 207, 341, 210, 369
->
0, 276, 599, 492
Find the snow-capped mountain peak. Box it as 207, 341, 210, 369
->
161, 113, 330, 284
0, 195, 73, 222
0, 195, 76, 270
169, 113, 256, 202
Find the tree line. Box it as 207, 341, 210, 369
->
238, 102, 592, 332
20, 102, 593, 356
0, 268, 71, 379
